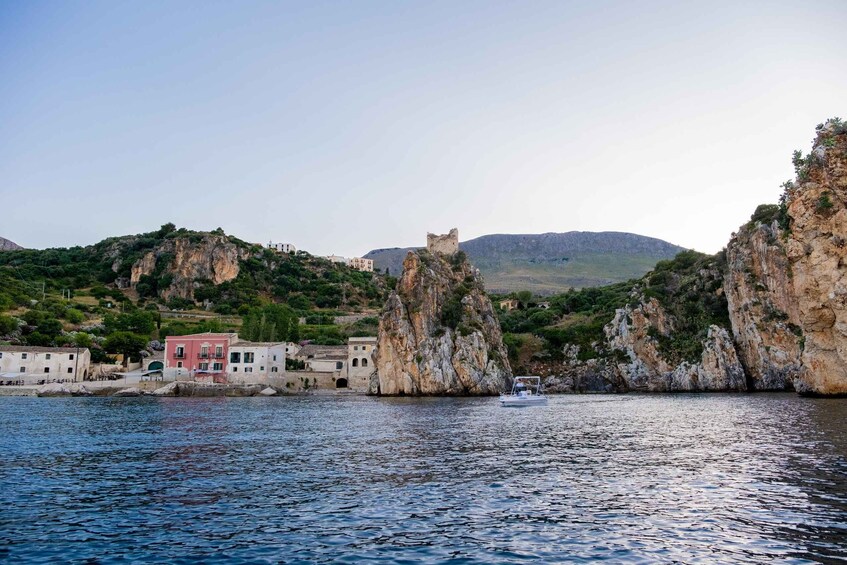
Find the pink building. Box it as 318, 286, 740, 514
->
164, 333, 237, 383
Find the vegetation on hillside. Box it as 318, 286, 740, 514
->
497, 250, 731, 371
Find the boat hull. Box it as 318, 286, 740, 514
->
499, 395, 548, 407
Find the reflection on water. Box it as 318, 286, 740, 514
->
0, 394, 845, 562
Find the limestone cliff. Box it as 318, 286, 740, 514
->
783, 119, 847, 395
374, 249, 512, 395
603, 298, 746, 392
724, 217, 802, 390
130, 234, 249, 301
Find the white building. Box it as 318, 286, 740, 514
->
325, 255, 348, 265
268, 242, 296, 254
0, 345, 91, 385
347, 257, 374, 272
285, 342, 301, 358
227, 340, 286, 384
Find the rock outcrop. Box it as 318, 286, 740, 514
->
603, 299, 746, 392
374, 245, 512, 395
0, 236, 23, 251
725, 219, 802, 390
784, 119, 847, 395
130, 234, 249, 300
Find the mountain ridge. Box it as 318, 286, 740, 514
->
0, 236, 23, 251
365, 231, 686, 294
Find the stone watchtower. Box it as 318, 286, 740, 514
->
426, 228, 459, 256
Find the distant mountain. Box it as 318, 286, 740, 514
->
0, 236, 22, 251
365, 231, 686, 295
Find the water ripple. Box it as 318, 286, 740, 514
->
0, 394, 845, 563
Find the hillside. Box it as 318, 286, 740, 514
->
0, 236, 22, 251
365, 231, 685, 294
0, 224, 388, 355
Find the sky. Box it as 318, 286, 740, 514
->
1, 1, 845, 257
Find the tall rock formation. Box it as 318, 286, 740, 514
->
783, 119, 847, 395
374, 230, 512, 395
725, 216, 802, 390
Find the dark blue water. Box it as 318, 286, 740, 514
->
1, 394, 845, 563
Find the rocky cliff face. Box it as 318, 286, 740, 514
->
0, 237, 23, 251
603, 298, 746, 392
374, 249, 512, 395
724, 219, 802, 390
784, 120, 847, 395
130, 234, 249, 300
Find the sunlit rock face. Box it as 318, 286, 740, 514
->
374, 248, 511, 396
130, 234, 249, 300
725, 221, 802, 390
784, 120, 847, 395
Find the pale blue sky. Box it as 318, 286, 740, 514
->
1, 1, 845, 256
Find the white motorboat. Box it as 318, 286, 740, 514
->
499, 376, 548, 407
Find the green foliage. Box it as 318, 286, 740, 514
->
816, 192, 834, 212
0, 314, 19, 335
64, 308, 85, 324
286, 358, 305, 370
103, 331, 148, 364
104, 311, 156, 337
749, 204, 780, 226
241, 304, 299, 342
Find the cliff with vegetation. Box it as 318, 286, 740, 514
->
501, 119, 847, 396
374, 246, 511, 395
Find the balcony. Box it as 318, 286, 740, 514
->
174, 353, 185, 359
198, 353, 210, 359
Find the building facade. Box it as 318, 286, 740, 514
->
0, 345, 91, 385
347, 337, 376, 390
164, 333, 237, 382
227, 340, 286, 384
347, 257, 374, 272
268, 242, 296, 254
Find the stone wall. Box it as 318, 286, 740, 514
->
427, 228, 459, 256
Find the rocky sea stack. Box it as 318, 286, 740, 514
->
374, 230, 512, 395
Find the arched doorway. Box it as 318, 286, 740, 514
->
148, 361, 164, 371
336, 378, 348, 388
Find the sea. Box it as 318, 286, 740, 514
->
1, 393, 845, 563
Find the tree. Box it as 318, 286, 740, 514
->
103, 332, 148, 367
242, 304, 299, 342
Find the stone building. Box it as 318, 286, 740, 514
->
347, 257, 374, 272
347, 336, 376, 390
427, 228, 459, 256
0, 345, 91, 385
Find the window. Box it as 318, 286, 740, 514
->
20, 367, 25, 373
260, 366, 264, 371
213, 363, 223, 371
232, 367, 238, 372
362, 346, 368, 351
177, 361, 183, 368
67, 368, 73, 373
336, 361, 343, 370
244, 352, 254, 363
200, 346, 209, 358
271, 367, 278, 373
22, 353, 27, 359
215, 346, 223, 358
354, 346, 358, 350
230, 352, 241, 363
273, 355, 277, 361
44, 367, 50, 373
69, 354, 74, 360
362, 358, 368, 367
175, 347, 185, 359
199, 363, 209, 370
245, 367, 253, 373
352, 359, 359, 367
46, 354, 51, 360
0, 352, 2, 358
